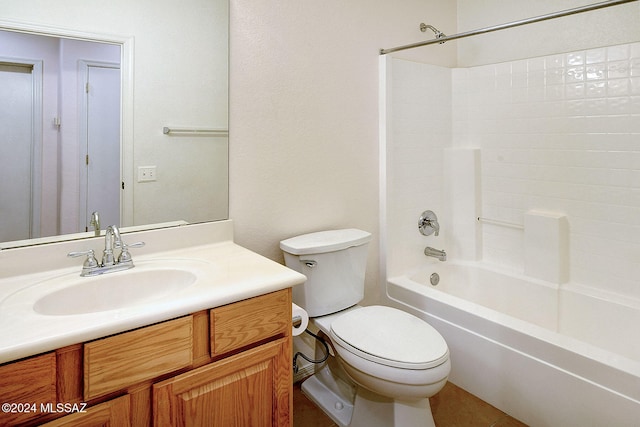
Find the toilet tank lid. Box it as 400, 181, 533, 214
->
280, 229, 371, 255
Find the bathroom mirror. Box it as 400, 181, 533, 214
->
0, 0, 228, 249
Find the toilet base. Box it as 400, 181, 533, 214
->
301, 365, 436, 427
301, 374, 354, 427
349, 388, 435, 427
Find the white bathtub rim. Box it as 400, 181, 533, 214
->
561, 280, 640, 312
408, 258, 640, 311
401, 260, 640, 357
388, 272, 640, 375
387, 273, 640, 404
400, 259, 560, 292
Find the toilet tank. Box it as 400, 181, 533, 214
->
280, 229, 371, 317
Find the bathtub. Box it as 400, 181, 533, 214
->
386, 261, 640, 426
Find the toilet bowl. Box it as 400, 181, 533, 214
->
281, 229, 450, 427
306, 305, 450, 427
330, 305, 450, 399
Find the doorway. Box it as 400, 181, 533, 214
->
79, 62, 121, 232
0, 60, 42, 242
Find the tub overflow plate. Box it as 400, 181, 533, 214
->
430, 272, 440, 286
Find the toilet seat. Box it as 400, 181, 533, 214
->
330, 306, 449, 370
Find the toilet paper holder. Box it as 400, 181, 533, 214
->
291, 303, 309, 337
292, 315, 303, 328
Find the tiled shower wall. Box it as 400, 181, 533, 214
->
386, 59, 451, 277
388, 41, 640, 300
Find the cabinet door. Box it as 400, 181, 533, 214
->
153, 338, 291, 427
39, 395, 131, 427
0, 352, 56, 426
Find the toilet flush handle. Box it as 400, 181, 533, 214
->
300, 259, 317, 268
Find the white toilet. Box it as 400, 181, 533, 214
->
281, 229, 450, 427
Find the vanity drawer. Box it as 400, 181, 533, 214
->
210, 289, 290, 356
0, 352, 57, 425
84, 315, 193, 400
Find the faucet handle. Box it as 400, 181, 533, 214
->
118, 241, 145, 263
418, 210, 440, 236
68, 249, 99, 273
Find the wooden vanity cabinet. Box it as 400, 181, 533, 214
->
0, 289, 292, 427
0, 352, 57, 426
153, 338, 290, 426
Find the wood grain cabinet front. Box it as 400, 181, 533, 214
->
84, 315, 194, 400
39, 395, 131, 427
0, 352, 57, 426
153, 338, 291, 427
0, 288, 292, 427
210, 289, 291, 356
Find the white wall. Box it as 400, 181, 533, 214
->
229, 0, 456, 303
383, 58, 452, 277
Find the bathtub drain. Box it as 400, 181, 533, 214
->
430, 273, 440, 286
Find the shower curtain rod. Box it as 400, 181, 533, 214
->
380, 0, 639, 55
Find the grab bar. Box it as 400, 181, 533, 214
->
162, 126, 228, 136
477, 217, 524, 230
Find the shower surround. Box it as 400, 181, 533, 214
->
455, 42, 640, 294
381, 41, 640, 424
385, 41, 640, 301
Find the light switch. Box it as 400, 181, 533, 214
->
138, 166, 157, 182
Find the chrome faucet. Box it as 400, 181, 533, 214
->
102, 225, 122, 266
424, 246, 447, 262
68, 225, 145, 276
90, 211, 100, 236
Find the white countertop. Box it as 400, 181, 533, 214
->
0, 222, 306, 364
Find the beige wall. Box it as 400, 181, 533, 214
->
229, 0, 456, 304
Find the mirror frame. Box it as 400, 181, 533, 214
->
0, 19, 135, 247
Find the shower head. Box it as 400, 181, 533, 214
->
420, 23, 446, 44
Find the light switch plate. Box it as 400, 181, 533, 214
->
137, 166, 157, 182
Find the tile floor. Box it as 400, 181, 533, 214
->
293, 380, 527, 427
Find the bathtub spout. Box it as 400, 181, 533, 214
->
424, 246, 447, 261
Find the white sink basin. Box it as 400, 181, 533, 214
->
34, 268, 197, 315
3, 259, 209, 316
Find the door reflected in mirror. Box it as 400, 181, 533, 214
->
0, 30, 121, 242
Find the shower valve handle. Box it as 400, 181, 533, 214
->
418, 210, 440, 236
